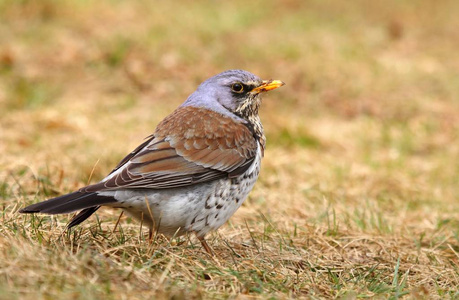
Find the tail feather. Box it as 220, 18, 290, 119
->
19, 191, 116, 215
67, 206, 101, 228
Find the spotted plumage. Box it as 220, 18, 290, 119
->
19, 69, 284, 254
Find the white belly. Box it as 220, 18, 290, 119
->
99, 145, 263, 237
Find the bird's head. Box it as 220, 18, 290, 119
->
183, 69, 284, 120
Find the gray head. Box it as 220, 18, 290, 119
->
182, 69, 284, 120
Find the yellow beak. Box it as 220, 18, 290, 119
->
251, 80, 285, 94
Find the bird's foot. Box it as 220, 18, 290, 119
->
197, 236, 214, 256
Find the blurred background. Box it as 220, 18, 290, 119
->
1, 0, 459, 297
1, 0, 458, 211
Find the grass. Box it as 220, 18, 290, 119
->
1, 0, 459, 298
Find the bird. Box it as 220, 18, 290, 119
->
20, 69, 285, 254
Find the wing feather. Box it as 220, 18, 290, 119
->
83, 106, 259, 192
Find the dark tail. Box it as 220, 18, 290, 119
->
19, 191, 117, 228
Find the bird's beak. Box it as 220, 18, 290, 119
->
251, 80, 285, 94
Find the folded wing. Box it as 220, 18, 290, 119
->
83, 106, 259, 192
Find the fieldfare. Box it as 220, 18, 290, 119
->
20, 69, 285, 254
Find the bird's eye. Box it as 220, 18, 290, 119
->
231, 83, 244, 93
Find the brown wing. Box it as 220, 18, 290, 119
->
83, 106, 258, 192
108, 134, 155, 175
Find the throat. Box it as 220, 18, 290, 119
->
233, 97, 266, 150
234, 97, 260, 121
243, 114, 266, 153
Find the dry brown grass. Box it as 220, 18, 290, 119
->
1, 0, 459, 298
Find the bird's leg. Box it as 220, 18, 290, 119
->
112, 211, 124, 234
148, 228, 154, 243
198, 235, 214, 256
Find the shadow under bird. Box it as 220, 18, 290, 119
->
20, 69, 285, 254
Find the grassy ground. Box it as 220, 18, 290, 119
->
1, 0, 459, 298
